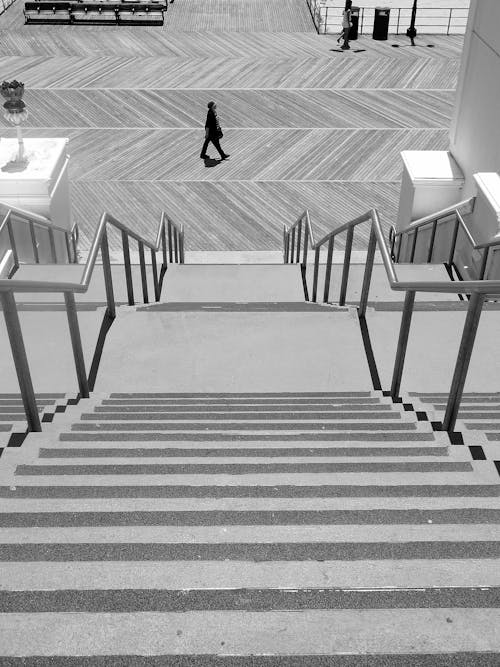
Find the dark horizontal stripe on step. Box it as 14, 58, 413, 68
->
81, 412, 401, 421
2, 484, 497, 499
465, 423, 500, 430
2, 541, 500, 562
95, 404, 392, 413
0, 415, 25, 421
459, 413, 500, 419
1, 654, 500, 667
411, 393, 500, 398
70, 422, 417, 432
61, 431, 430, 442
0, 424, 12, 431
101, 398, 383, 406
2, 508, 498, 528
40, 446, 447, 458
364, 301, 500, 311
110, 393, 373, 398
486, 433, 500, 440
0, 406, 47, 413
16, 461, 470, 476
2, 586, 500, 613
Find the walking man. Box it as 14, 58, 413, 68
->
200, 101, 230, 161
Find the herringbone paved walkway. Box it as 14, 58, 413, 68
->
0, 2, 463, 252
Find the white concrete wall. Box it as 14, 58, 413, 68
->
450, 0, 500, 196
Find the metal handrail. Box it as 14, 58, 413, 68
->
283, 207, 500, 432
0, 209, 184, 433
1, 202, 80, 267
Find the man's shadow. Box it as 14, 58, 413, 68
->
202, 157, 223, 168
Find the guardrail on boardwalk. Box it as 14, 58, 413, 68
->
306, 2, 469, 36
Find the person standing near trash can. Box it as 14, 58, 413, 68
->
200, 101, 230, 161
339, 0, 352, 50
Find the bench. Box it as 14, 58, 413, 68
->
24, 1, 71, 23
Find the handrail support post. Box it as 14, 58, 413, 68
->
100, 228, 115, 319
390, 290, 416, 399
64, 291, 89, 398
0, 291, 41, 432
442, 292, 485, 433
359, 224, 377, 317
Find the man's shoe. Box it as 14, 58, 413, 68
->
341, 45, 350, 50
200, 154, 209, 159
220, 154, 230, 160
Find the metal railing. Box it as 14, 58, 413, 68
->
284, 207, 500, 432
389, 197, 500, 282
306, 2, 469, 36
0, 204, 79, 269
0, 209, 184, 432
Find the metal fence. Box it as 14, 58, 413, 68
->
306, 2, 469, 36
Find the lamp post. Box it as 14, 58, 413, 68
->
406, 0, 417, 46
1, 80, 29, 172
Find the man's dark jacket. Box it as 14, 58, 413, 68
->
205, 108, 222, 138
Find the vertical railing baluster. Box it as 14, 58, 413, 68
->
180, 227, 185, 263
100, 227, 116, 318
396, 8, 400, 34
427, 220, 438, 263
409, 228, 418, 263
296, 220, 302, 264
6, 218, 19, 268
161, 223, 168, 271
396, 235, 402, 262
138, 240, 149, 304
65, 232, 72, 263
447, 8, 452, 35
48, 228, 57, 263
448, 217, 460, 266
122, 230, 134, 306
359, 225, 376, 318
479, 247, 490, 280
312, 247, 320, 303
72, 231, 78, 264
283, 225, 288, 263
339, 226, 354, 306
290, 227, 296, 263
302, 223, 309, 269
443, 292, 485, 432
29, 221, 39, 263
64, 291, 89, 398
323, 236, 334, 303
151, 248, 160, 301
173, 228, 179, 263
167, 221, 173, 263
390, 290, 416, 399
0, 291, 41, 432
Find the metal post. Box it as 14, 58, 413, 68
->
64, 291, 89, 398
390, 290, 416, 399
290, 227, 296, 263
359, 225, 376, 317
448, 217, 460, 266
443, 292, 485, 432
312, 247, 320, 303
323, 236, 334, 303
0, 291, 41, 432
100, 228, 116, 319
427, 220, 438, 263
167, 222, 173, 263
302, 223, 309, 269
173, 229, 179, 263
447, 8, 452, 35
161, 224, 168, 269
296, 220, 302, 264
6, 219, 19, 267
29, 221, 39, 263
479, 247, 490, 280
48, 227, 57, 263
339, 226, 354, 306
65, 232, 72, 263
180, 229, 185, 263
151, 248, 160, 301
138, 241, 149, 304
122, 230, 134, 306
406, 0, 417, 45
409, 228, 418, 263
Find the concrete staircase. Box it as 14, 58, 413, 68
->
1, 263, 500, 662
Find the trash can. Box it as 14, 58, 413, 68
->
372, 6, 390, 40
349, 6, 360, 40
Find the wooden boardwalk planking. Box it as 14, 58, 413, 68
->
0, 1, 462, 252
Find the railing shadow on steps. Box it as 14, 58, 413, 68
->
283, 207, 500, 433
0, 209, 184, 433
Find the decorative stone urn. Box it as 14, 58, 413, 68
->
1, 80, 29, 172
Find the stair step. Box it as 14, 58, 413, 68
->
80, 411, 406, 421
2, 508, 499, 528
69, 421, 420, 432
1, 559, 500, 590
